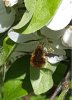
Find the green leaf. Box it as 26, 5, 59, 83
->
14, 0, 61, 34
30, 66, 53, 95
0, 37, 16, 66
24, 0, 37, 11
3, 80, 27, 100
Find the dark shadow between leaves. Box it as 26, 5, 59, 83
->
22, 76, 33, 93
5, 55, 30, 82
6, 38, 15, 46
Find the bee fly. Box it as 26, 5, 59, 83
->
30, 44, 46, 68
30, 44, 59, 68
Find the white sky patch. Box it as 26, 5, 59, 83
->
47, 0, 72, 30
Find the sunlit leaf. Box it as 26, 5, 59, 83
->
3, 80, 27, 100
13, 0, 61, 34
30, 66, 53, 95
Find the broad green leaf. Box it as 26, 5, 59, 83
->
57, 89, 69, 100
30, 66, 53, 95
14, 0, 61, 34
24, 0, 37, 11
3, 80, 27, 100
0, 37, 16, 66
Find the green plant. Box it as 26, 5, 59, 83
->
0, 0, 72, 100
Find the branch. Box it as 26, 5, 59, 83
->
50, 70, 70, 100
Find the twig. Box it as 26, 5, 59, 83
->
50, 70, 70, 100
50, 83, 62, 100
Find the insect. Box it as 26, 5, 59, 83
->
30, 44, 46, 68
30, 43, 59, 68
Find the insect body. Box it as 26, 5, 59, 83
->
30, 45, 45, 68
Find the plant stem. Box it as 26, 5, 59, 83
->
50, 83, 62, 100
50, 71, 70, 100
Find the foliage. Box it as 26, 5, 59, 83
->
0, 0, 71, 100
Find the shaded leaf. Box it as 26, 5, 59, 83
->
5, 55, 30, 81
53, 63, 67, 85
0, 0, 15, 33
